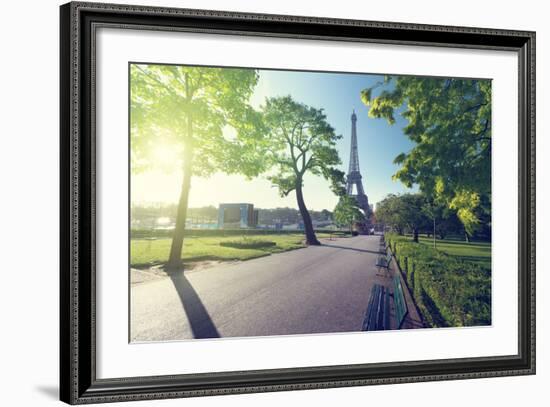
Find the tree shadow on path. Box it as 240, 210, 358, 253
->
169, 273, 220, 339
320, 243, 380, 255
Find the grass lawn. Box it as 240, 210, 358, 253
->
131, 232, 332, 267
418, 236, 491, 267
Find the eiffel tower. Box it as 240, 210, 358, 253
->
346, 110, 370, 216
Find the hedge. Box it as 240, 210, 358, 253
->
385, 233, 491, 327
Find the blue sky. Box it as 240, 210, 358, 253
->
250, 69, 416, 208
132, 67, 417, 211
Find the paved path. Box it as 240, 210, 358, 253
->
131, 235, 393, 341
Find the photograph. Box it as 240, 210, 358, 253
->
129, 64, 492, 342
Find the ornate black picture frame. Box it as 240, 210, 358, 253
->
60, 1, 535, 404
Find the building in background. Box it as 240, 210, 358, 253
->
217, 203, 259, 229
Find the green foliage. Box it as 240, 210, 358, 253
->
259, 96, 343, 244
421, 200, 437, 223
449, 190, 481, 235
333, 195, 365, 230
375, 193, 430, 237
130, 64, 264, 177
385, 233, 491, 327
261, 96, 343, 195
362, 77, 492, 234
131, 64, 268, 267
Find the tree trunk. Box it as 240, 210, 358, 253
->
167, 113, 194, 270
166, 147, 193, 270
166, 74, 196, 270
465, 232, 471, 243
295, 178, 320, 245
413, 227, 419, 243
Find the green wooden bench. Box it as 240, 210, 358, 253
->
393, 275, 409, 329
376, 251, 392, 269
362, 284, 390, 331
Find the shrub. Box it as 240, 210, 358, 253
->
219, 238, 277, 249
385, 233, 491, 327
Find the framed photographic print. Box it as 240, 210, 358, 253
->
60, 1, 536, 404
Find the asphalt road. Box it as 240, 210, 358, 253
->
131, 235, 385, 341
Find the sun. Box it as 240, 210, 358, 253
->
152, 144, 178, 164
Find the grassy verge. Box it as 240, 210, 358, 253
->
131, 232, 333, 267
386, 233, 491, 328
418, 236, 491, 267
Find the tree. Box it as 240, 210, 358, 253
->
375, 194, 406, 235
421, 200, 444, 248
375, 193, 430, 242
333, 195, 365, 233
131, 64, 263, 269
435, 209, 463, 240
362, 77, 491, 238
261, 96, 343, 245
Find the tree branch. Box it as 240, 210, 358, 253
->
472, 119, 491, 142
134, 65, 183, 99
463, 102, 488, 115
303, 155, 315, 174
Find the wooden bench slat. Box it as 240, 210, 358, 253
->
375, 286, 384, 329
363, 284, 390, 331
376, 252, 393, 269
384, 287, 391, 330
362, 286, 377, 331
393, 275, 408, 329
369, 285, 381, 329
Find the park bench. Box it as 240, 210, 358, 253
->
393, 275, 409, 329
362, 284, 390, 331
376, 251, 393, 269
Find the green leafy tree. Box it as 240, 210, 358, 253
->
375, 193, 430, 242
333, 195, 365, 233
435, 209, 464, 240
261, 96, 343, 245
131, 64, 263, 269
375, 194, 406, 235
421, 199, 445, 248
362, 77, 491, 238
